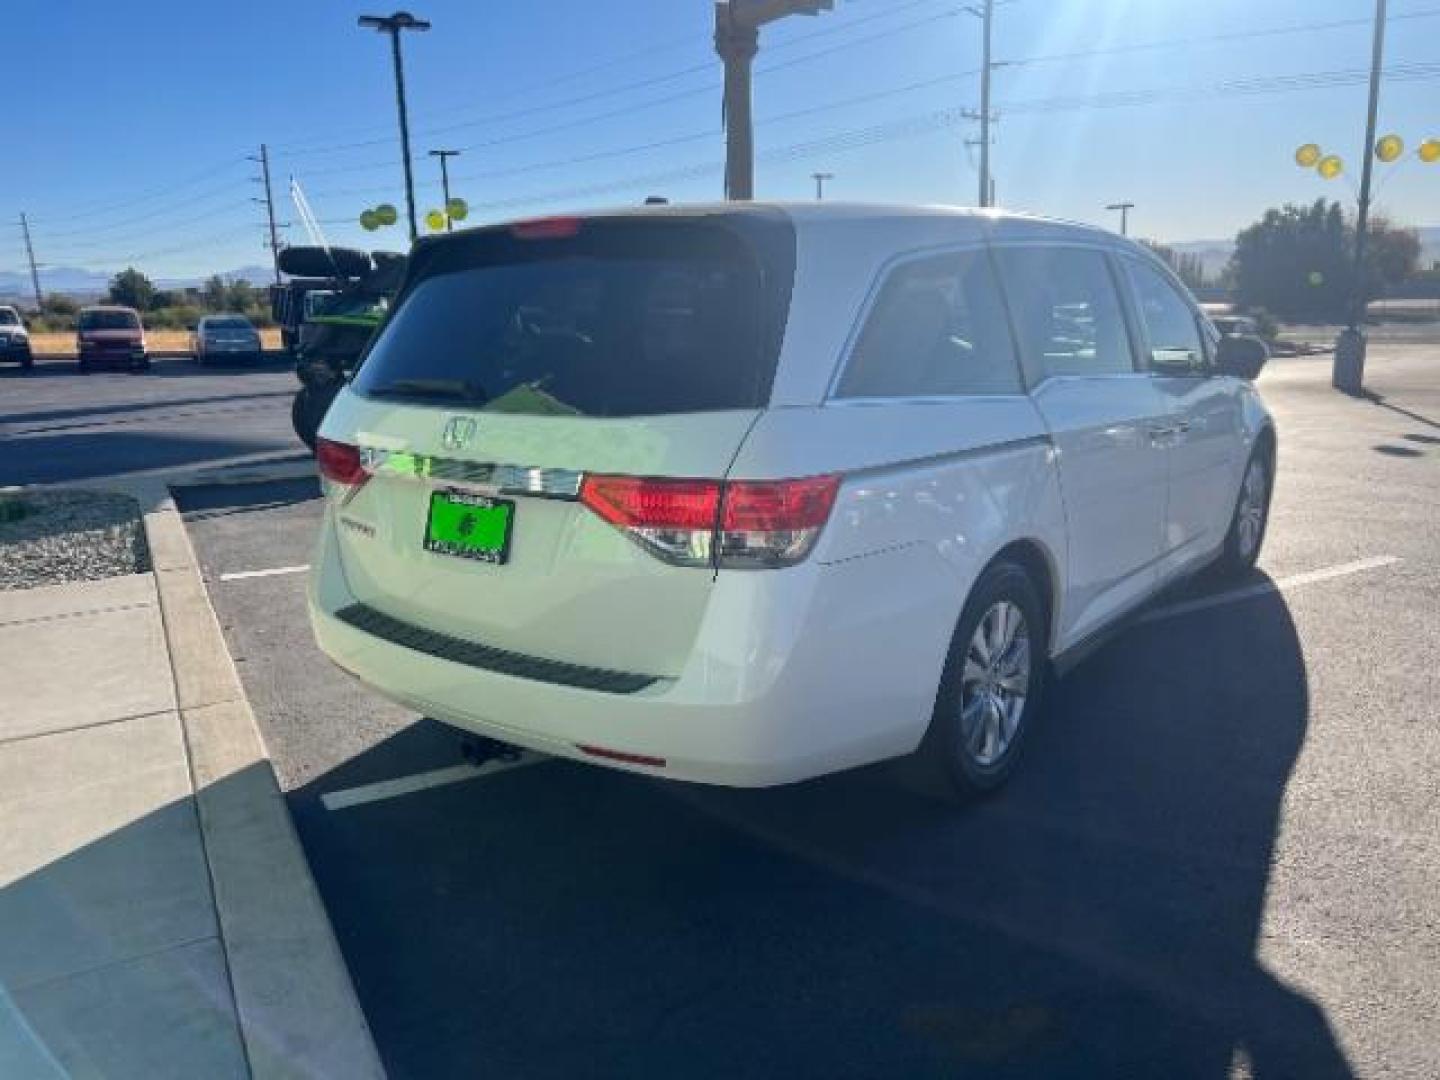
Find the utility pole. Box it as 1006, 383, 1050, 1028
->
18, 213, 42, 312
1106, 202, 1135, 236
977, 0, 994, 207
715, 1, 834, 201
811, 172, 833, 201
429, 149, 461, 231
1335, 0, 1387, 393
251, 144, 283, 285
359, 11, 431, 243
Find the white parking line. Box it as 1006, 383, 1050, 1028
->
219, 564, 310, 582
321, 752, 547, 811
1140, 555, 1401, 625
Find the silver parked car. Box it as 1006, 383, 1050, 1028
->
193, 314, 262, 365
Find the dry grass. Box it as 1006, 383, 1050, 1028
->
28, 328, 283, 356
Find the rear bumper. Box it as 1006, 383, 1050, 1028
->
308, 509, 956, 787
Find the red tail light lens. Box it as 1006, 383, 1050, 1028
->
579, 473, 840, 569
721, 476, 839, 532
579, 476, 720, 530
316, 437, 368, 487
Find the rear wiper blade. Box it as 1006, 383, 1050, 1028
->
367, 377, 488, 403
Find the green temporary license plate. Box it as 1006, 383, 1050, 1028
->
423, 490, 513, 565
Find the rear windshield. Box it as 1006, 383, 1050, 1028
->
79, 310, 140, 330
352, 216, 793, 417
207, 317, 252, 330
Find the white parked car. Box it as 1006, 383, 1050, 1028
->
308, 204, 1273, 795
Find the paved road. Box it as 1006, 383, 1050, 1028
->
0, 354, 301, 486
177, 347, 1439, 1079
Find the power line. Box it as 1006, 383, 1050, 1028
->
21, 158, 250, 226
362, 59, 1440, 219
273, 0, 959, 159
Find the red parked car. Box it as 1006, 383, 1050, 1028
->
76, 306, 149, 372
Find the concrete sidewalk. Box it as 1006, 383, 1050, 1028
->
0, 574, 247, 1077
0, 483, 380, 1078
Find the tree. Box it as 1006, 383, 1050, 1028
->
225, 279, 255, 313
1141, 241, 1207, 289
108, 267, 156, 311
202, 275, 228, 311
1228, 200, 1421, 322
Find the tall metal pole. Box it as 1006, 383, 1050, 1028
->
258, 144, 282, 285
430, 149, 461, 231
1350, 0, 1387, 332
390, 30, 419, 242
812, 172, 833, 201
978, 0, 994, 207
716, 5, 759, 201
1334, 0, 1387, 393
1107, 202, 1135, 236
361, 13, 430, 243
19, 213, 42, 312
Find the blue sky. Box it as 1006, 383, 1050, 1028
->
5, 0, 1438, 280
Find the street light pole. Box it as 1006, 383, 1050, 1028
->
1106, 201, 1135, 237
429, 149, 460, 231
359, 11, 431, 244
1334, 0, 1388, 394
812, 172, 833, 201
978, 0, 994, 208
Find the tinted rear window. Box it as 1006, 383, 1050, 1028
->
79, 310, 140, 330
208, 317, 252, 330
353, 217, 793, 417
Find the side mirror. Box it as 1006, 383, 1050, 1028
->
1216, 335, 1268, 380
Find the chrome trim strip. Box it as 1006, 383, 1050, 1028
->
360, 447, 582, 499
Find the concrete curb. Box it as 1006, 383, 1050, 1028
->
125, 478, 384, 1079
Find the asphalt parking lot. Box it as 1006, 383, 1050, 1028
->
169, 346, 1440, 1079
0, 353, 300, 486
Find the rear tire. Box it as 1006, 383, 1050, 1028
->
78, 357, 92, 374
918, 561, 1048, 799
20, 352, 33, 371
1214, 443, 1272, 580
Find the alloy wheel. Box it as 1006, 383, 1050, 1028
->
959, 600, 1031, 767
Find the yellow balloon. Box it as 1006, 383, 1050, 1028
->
1294, 143, 1322, 168
359, 209, 380, 232
425, 210, 447, 232
1317, 154, 1344, 180
1420, 138, 1440, 164
1375, 134, 1404, 163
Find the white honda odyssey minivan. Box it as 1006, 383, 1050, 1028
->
309, 204, 1273, 796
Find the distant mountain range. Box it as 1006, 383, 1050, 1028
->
0, 265, 273, 302
3, 228, 1436, 305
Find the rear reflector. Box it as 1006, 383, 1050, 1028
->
510, 215, 582, 240
579, 473, 840, 570
316, 437, 368, 487
577, 744, 667, 769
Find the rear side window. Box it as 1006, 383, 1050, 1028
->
0, 309, 18, 327
353, 218, 791, 417
994, 247, 1133, 382
1124, 258, 1207, 374
836, 250, 1021, 399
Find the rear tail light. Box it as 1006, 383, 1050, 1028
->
579, 473, 840, 570
316, 437, 369, 489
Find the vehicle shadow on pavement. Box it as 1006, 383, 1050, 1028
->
291, 587, 1350, 1080
0, 432, 281, 488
